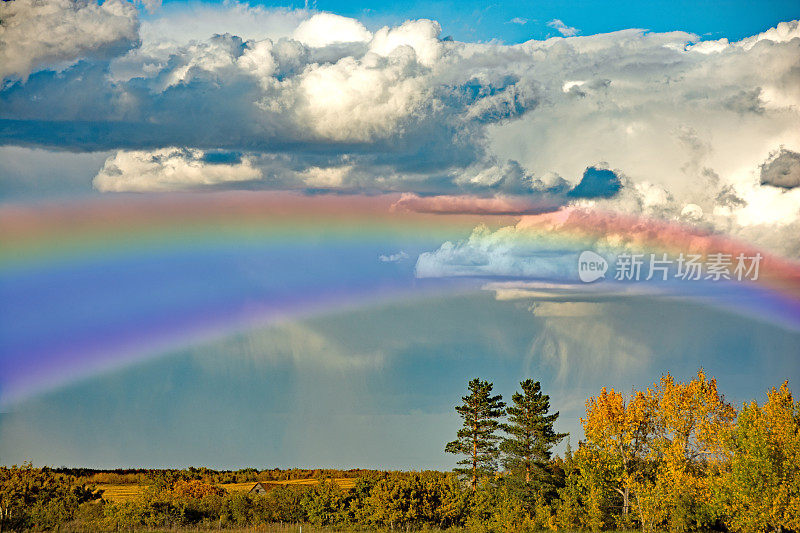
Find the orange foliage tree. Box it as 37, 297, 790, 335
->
580, 370, 737, 531
170, 479, 226, 499
642, 370, 735, 531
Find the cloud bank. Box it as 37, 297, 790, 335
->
1, 5, 799, 254
93, 148, 262, 192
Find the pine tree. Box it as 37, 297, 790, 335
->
500, 379, 567, 489
445, 378, 506, 491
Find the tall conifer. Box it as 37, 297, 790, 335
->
445, 378, 505, 491
500, 379, 567, 488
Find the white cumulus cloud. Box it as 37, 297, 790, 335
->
0, 0, 139, 80
547, 19, 579, 37
293, 13, 372, 47
379, 251, 409, 263
93, 148, 262, 192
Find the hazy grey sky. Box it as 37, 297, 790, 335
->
2, 291, 797, 469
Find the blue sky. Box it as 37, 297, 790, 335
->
158, 0, 800, 43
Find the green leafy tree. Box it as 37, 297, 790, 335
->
554, 442, 583, 530
466, 480, 538, 533
713, 381, 800, 532
500, 379, 568, 492
446, 378, 506, 491
301, 480, 346, 527
0, 463, 97, 532
264, 485, 305, 523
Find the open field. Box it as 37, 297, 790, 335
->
97, 483, 141, 502
220, 478, 357, 492
99, 478, 357, 502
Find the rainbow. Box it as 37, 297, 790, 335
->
1, 192, 799, 405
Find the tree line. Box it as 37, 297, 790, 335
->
47, 467, 373, 486
445, 371, 800, 531
1, 370, 798, 532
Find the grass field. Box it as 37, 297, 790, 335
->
97, 484, 141, 502
99, 478, 357, 502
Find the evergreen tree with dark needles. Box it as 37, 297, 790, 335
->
445, 377, 506, 491
500, 379, 568, 496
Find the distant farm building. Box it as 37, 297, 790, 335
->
249, 482, 269, 495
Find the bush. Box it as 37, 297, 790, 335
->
0, 463, 101, 531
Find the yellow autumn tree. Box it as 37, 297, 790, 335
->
581, 386, 657, 524
580, 371, 738, 531
643, 370, 736, 532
